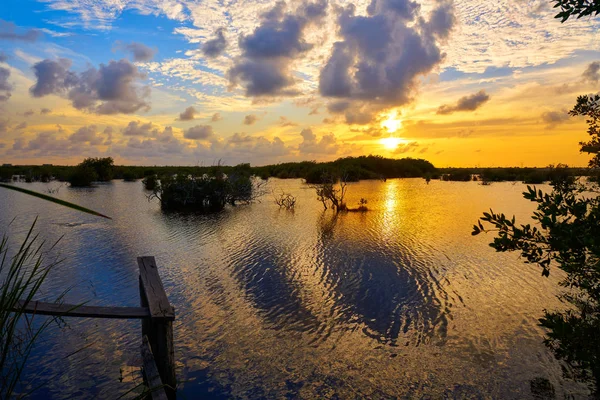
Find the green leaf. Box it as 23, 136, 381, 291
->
0, 183, 112, 219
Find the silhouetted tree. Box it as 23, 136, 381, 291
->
473, 95, 600, 393
552, 0, 600, 22
309, 171, 348, 211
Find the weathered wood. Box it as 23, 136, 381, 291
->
13, 300, 151, 319
141, 335, 169, 400
138, 256, 175, 320
139, 256, 176, 399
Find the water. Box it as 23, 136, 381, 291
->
0, 179, 590, 398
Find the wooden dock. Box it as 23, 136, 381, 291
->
11, 256, 175, 399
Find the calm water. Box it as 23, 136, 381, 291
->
0, 179, 590, 399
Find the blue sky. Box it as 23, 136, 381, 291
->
0, 0, 599, 166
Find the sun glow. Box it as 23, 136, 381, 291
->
380, 137, 406, 150
381, 110, 403, 133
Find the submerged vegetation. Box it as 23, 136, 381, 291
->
149, 164, 267, 212
67, 157, 115, 187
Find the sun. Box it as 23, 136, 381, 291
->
380, 137, 406, 150
381, 110, 403, 133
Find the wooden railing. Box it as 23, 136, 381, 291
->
12, 256, 175, 399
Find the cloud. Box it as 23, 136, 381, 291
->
40, 108, 51, 114
184, 125, 214, 139
70, 125, 104, 144
30, 58, 151, 115
202, 28, 228, 58
0, 20, 41, 42
279, 116, 298, 127
211, 112, 222, 122
123, 120, 158, 136
298, 128, 339, 154
0, 52, 7, 63
0, 66, 12, 101
243, 114, 258, 125
437, 89, 490, 114
206, 133, 290, 160
177, 106, 198, 121
23, 109, 35, 117
541, 110, 569, 128
228, 0, 328, 97
319, 0, 455, 121
13, 130, 77, 157
15, 122, 27, 129
394, 141, 419, 154
114, 41, 157, 62
0, 119, 9, 133
582, 61, 600, 83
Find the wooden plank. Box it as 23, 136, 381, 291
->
141, 335, 169, 400
137, 256, 174, 320
12, 300, 150, 319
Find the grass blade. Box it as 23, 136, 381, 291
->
0, 183, 111, 220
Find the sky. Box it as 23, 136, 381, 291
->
0, 0, 599, 167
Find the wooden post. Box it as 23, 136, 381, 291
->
138, 256, 176, 399
141, 335, 169, 400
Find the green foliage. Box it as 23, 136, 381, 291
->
79, 157, 114, 182
254, 156, 435, 181
67, 166, 97, 187
441, 170, 473, 181
122, 170, 138, 182
66, 157, 114, 187
552, 0, 600, 22
150, 165, 265, 212
142, 175, 158, 191
0, 221, 60, 398
473, 97, 600, 391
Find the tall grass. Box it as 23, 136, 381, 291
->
0, 219, 61, 398
0, 183, 110, 397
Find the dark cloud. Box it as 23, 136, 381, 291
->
0, 119, 9, 132
394, 141, 419, 154
211, 112, 222, 122
123, 120, 158, 136
298, 128, 339, 154
582, 61, 600, 83
184, 125, 214, 140
0, 66, 12, 101
437, 90, 490, 115
114, 41, 157, 62
14, 130, 74, 156
319, 0, 455, 121
177, 106, 198, 121
228, 0, 328, 97
243, 114, 258, 125
327, 100, 350, 113
0, 20, 41, 42
23, 109, 35, 117
40, 108, 51, 114
0, 52, 7, 63
541, 110, 569, 127
15, 122, 27, 129
202, 28, 228, 58
70, 125, 104, 144
30, 58, 151, 115
103, 126, 114, 145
